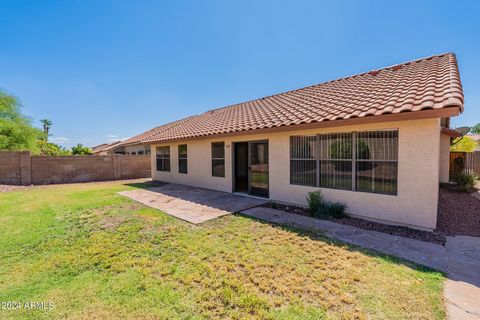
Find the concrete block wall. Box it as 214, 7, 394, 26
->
114, 155, 151, 180
0, 151, 31, 185
31, 155, 115, 184
0, 151, 150, 185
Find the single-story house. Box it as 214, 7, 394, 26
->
132, 53, 464, 231
92, 140, 151, 155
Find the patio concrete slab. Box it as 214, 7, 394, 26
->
119, 183, 268, 224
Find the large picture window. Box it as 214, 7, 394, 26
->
178, 144, 188, 174
211, 142, 225, 177
156, 146, 170, 172
290, 129, 398, 195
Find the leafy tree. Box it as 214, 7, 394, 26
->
471, 123, 480, 134
71, 143, 93, 155
0, 90, 43, 153
450, 136, 478, 152
40, 119, 53, 141
37, 140, 71, 156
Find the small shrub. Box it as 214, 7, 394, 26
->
452, 173, 475, 192
314, 201, 346, 218
306, 190, 323, 213
325, 202, 346, 218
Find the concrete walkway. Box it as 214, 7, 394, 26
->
119, 183, 268, 224
444, 236, 480, 319
240, 207, 480, 320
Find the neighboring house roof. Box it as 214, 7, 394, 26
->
92, 141, 124, 153
118, 118, 193, 147
137, 53, 465, 144
467, 134, 480, 141
91, 143, 108, 152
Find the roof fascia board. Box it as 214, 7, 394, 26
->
146, 107, 460, 145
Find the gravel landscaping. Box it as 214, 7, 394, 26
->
264, 181, 480, 244
0, 184, 32, 193
437, 186, 480, 236
264, 202, 446, 244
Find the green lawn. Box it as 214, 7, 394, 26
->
0, 181, 445, 319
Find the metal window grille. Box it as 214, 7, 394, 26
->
211, 142, 225, 177
290, 136, 317, 186
355, 130, 398, 195
318, 133, 353, 190
178, 144, 188, 174
156, 146, 171, 172
289, 129, 399, 195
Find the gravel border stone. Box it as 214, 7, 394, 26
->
0, 184, 32, 193
263, 202, 446, 244
437, 187, 480, 237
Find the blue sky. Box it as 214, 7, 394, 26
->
1, 0, 479, 148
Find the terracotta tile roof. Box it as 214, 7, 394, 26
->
91, 143, 108, 152
92, 140, 124, 153
119, 117, 197, 146
133, 53, 464, 144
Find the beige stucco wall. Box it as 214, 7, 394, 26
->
439, 133, 451, 183
151, 118, 442, 230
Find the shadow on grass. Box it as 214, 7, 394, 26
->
124, 180, 168, 190
123, 180, 445, 277
236, 212, 445, 276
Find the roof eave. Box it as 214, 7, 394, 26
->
144, 107, 462, 145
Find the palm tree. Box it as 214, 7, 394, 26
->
40, 119, 53, 141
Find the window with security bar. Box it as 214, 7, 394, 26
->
178, 144, 188, 174
211, 142, 225, 177
318, 133, 353, 190
290, 135, 317, 187
290, 129, 398, 195
355, 130, 398, 195
156, 146, 170, 172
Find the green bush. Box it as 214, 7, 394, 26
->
71, 143, 93, 155
314, 201, 346, 218
307, 190, 346, 218
452, 173, 476, 192
37, 140, 71, 156
306, 190, 323, 213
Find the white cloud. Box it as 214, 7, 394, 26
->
106, 134, 119, 142
51, 136, 70, 143
106, 134, 129, 142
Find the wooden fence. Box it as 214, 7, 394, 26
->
450, 151, 480, 176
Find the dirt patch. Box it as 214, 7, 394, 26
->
0, 184, 32, 193
98, 215, 129, 230
264, 202, 446, 245
436, 187, 480, 236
